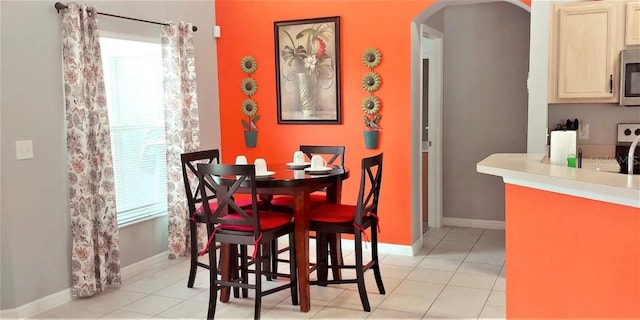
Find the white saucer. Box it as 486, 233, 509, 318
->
255, 171, 275, 177
286, 162, 311, 169
304, 167, 333, 174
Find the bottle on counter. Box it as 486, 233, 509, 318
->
567, 149, 577, 168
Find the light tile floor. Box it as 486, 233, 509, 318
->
30, 227, 505, 319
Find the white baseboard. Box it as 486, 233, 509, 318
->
121, 251, 169, 280
443, 217, 505, 230
290, 237, 417, 256
0, 251, 169, 319
0, 288, 71, 320
338, 238, 415, 256
411, 237, 424, 255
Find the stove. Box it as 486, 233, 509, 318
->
615, 123, 640, 174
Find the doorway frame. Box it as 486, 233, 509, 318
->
411, 0, 532, 254
421, 25, 444, 232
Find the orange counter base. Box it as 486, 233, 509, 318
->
505, 184, 640, 319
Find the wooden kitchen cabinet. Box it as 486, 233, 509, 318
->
548, 1, 624, 103
626, 1, 640, 46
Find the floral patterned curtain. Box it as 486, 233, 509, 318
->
60, 2, 121, 297
162, 22, 201, 258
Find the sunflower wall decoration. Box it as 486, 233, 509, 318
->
240, 56, 260, 148
361, 47, 382, 149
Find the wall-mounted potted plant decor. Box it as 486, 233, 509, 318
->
361, 47, 382, 149
240, 55, 260, 148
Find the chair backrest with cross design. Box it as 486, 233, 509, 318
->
196, 163, 261, 239
300, 145, 345, 168
353, 152, 383, 226
180, 149, 220, 218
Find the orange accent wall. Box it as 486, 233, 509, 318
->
505, 184, 640, 318
215, 0, 530, 246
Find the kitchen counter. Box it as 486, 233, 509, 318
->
477, 153, 639, 208
476, 153, 640, 319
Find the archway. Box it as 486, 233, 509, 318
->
410, 0, 532, 253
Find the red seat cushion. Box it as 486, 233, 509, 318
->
271, 194, 327, 207
309, 203, 358, 223
221, 211, 292, 231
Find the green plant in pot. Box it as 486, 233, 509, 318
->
362, 95, 381, 149
241, 99, 260, 148
361, 47, 383, 149
240, 56, 259, 148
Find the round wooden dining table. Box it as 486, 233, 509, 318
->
219, 163, 350, 312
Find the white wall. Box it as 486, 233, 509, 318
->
0, 0, 220, 310
410, 21, 424, 246
526, 0, 552, 153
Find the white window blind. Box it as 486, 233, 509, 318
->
100, 37, 167, 227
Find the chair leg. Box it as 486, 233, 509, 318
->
213, 235, 240, 299
207, 236, 218, 320
354, 232, 371, 312
270, 239, 278, 280
263, 242, 272, 281
187, 219, 199, 288
371, 223, 385, 294
316, 232, 329, 286
240, 245, 249, 298
288, 232, 299, 305
230, 245, 240, 298
254, 245, 263, 320
328, 233, 343, 280
274, 238, 281, 279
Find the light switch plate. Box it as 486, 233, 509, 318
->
16, 140, 34, 160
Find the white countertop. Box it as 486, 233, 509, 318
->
477, 153, 640, 208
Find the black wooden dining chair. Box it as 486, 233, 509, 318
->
181, 149, 256, 288
310, 152, 385, 312
197, 163, 298, 320
268, 145, 346, 279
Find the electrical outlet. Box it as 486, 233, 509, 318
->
16, 140, 34, 160
578, 123, 590, 140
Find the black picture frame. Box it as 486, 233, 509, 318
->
274, 16, 341, 124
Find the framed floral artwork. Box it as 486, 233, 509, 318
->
274, 16, 341, 124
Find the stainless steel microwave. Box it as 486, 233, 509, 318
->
620, 50, 640, 106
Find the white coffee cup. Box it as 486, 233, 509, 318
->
310, 155, 326, 170
254, 158, 267, 175
235, 155, 248, 165
293, 151, 305, 165
293, 170, 305, 179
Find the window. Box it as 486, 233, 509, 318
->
100, 37, 167, 227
